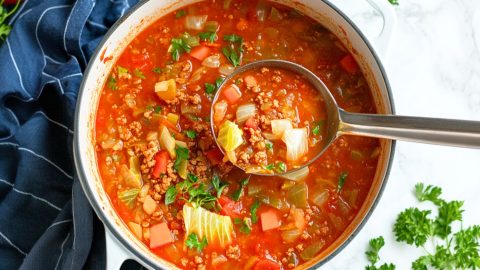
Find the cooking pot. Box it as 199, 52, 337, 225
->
73, 0, 397, 269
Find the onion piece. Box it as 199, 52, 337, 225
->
181, 103, 201, 114
190, 67, 207, 82
236, 103, 256, 124
281, 166, 309, 181
202, 54, 221, 68
271, 119, 293, 138
281, 228, 302, 243
287, 183, 308, 208
185, 15, 208, 30
214, 100, 228, 123
282, 128, 308, 161
310, 189, 329, 207
262, 132, 277, 141
219, 64, 235, 75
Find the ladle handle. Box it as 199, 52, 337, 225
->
339, 110, 480, 148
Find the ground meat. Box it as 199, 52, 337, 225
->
116, 114, 127, 125
226, 245, 241, 260
253, 151, 267, 164
188, 93, 202, 105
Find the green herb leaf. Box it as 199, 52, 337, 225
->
0, 1, 20, 43
275, 162, 286, 173
232, 177, 249, 201
107, 76, 118, 90
263, 164, 275, 171
118, 188, 140, 208
387, 0, 399, 6
170, 37, 191, 61
222, 47, 241, 67
185, 233, 208, 252
366, 236, 385, 264
174, 146, 189, 171
265, 142, 273, 150
223, 34, 243, 43
233, 218, 252, 234
250, 199, 260, 224
199, 31, 217, 43
188, 183, 217, 206
312, 120, 325, 136
212, 174, 228, 198
152, 67, 162, 74
394, 207, 433, 247
184, 130, 197, 139
154, 105, 162, 113
205, 83, 216, 95
165, 186, 177, 205
117, 66, 129, 75
134, 68, 145, 79
215, 77, 224, 89
434, 200, 464, 239
175, 9, 187, 18
415, 183, 443, 206
187, 173, 198, 183
337, 172, 348, 192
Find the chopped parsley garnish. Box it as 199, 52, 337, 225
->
387, 0, 399, 5
222, 33, 244, 67
275, 162, 286, 173
134, 68, 145, 79
152, 67, 162, 74
164, 186, 177, 205
117, 66, 129, 75
0, 1, 20, 43
199, 31, 217, 43
170, 37, 191, 61
212, 174, 228, 198
232, 177, 249, 201
250, 199, 260, 224
337, 172, 348, 192
107, 76, 118, 90
263, 163, 275, 171
312, 120, 325, 136
154, 105, 162, 113
215, 77, 224, 89
365, 182, 480, 270
205, 83, 216, 95
222, 47, 241, 67
185, 233, 208, 252
175, 9, 187, 18
265, 142, 273, 150
118, 188, 140, 208
184, 129, 197, 139
187, 183, 217, 207
187, 173, 198, 183
234, 218, 252, 234
173, 146, 189, 171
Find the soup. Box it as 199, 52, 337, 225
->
94, 0, 380, 269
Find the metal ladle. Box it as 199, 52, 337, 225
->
211, 60, 480, 176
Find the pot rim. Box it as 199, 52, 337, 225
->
73, 1, 396, 269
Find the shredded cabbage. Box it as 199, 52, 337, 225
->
282, 128, 308, 161
236, 103, 256, 124
271, 119, 293, 138
217, 120, 243, 152
281, 166, 309, 181
183, 204, 234, 247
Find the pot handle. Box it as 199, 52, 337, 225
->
364, 0, 397, 57
105, 226, 133, 270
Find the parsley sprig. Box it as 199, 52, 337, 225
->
185, 233, 208, 252
365, 236, 395, 270
365, 182, 480, 270
0, 0, 20, 43
222, 33, 244, 67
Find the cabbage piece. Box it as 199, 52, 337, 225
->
236, 103, 256, 124
214, 101, 228, 123
183, 204, 234, 248
122, 156, 142, 188
281, 167, 309, 181
282, 128, 308, 161
160, 126, 176, 158
271, 119, 292, 138
202, 54, 221, 68
217, 120, 243, 152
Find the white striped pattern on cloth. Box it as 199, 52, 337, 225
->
0, 178, 62, 211
0, 231, 27, 256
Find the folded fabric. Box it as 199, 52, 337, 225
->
0, 0, 142, 269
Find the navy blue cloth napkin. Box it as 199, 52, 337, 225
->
0, 1, 142, 269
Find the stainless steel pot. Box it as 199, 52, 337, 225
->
73, 0, 397, 269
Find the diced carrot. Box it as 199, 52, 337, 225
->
260, 209, 281, 231
152, 151, 169, 178
253, 259, 281, 270
218, 195, 242, 217
244, 116, 258, 130
223, 84, 242, 104
143, 195, 157, 215
236, 18, 249, 31
189, 46, 211, 61
128, 222, 143, 240
149, 222, 174, 249
205, 148, 224, 165
244, 75, 258, 88
339, 54, 359, 74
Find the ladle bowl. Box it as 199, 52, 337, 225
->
211, 60, 480, 176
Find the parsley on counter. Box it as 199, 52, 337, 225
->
0, 1, 20, 43
365, 183, 480, 270
387, 0, 399, 6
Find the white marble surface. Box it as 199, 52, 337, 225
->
323, 0, 480, 269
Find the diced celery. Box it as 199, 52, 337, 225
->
160, 126, 176, 158
205, 21, 220, 32
300, 241, 325, 260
